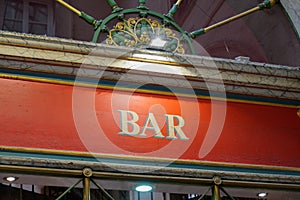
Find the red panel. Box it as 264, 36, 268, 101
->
0, 78, 299, 167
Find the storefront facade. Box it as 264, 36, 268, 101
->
0, 30, 299, 199
0, 0, 300, 199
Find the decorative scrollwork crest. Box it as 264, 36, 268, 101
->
106, 17, 185, 54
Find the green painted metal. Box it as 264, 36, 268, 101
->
55, 0, 280, 55
92, 8, 196, 54
138, 0, 146, 8
190, 0, 279, 39
190, 28, 205, 38
197, 187, 211, 200
107, 0, 117, 9
166, 4, 179, 19
80, 12, 96, 25
259, 0, 279, 9
83, 177, 91, 200
107, 0, 117, 8
54, 177, 116, 200
106, 0, 123, 13
55, 179, 82, 200
91, 179, 115, 200
220, 187, 236, 200
212, 185, 221, 200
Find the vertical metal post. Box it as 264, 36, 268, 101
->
83, 177, 91, 200
82, 168, 93, 200
212, 185, 221, 200
212, 176, 222, 200
20, 184, 23, 200
9, 184, 12, 199
138, 192, 141, 200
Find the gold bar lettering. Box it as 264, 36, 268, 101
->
165, 114, 188, 140
140, 113, 164, 138
117, 110, 188, 141
118, 110, 140, 136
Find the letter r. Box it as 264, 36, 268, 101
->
165, 114, 189, 140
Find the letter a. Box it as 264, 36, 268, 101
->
140, 113, 164, 138
165, 114, 189, 140
118, 110, 140, 136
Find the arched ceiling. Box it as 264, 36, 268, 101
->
172, 0, 300, 66
54, 0, 300, 66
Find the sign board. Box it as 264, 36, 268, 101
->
1, 77, 299, 168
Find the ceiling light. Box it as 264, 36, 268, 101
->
135, 184, 153, 192
3, 176, 18, 182
257, 192, 268, 198
149, 37, 167, 49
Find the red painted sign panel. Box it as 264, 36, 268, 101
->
0, 78, 299, 167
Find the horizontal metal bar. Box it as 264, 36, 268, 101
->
0, 164, 299, 191
1, 154, 300, 183
91, 171, 300, 191
1, 146, 300, 172
222, 180, 300, 191
0, 164, 82, 177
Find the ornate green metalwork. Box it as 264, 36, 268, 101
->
80, 12, 96, 25
165, 0, 183, 19
91, 8, 195, 54
107, 0, 122, 12
190, 28, 205, 39
56, 0, 280, 54
138, 0, 147, 9
259, 0, 280, 9
106, 17, 185, 53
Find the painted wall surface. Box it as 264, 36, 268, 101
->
0, 77, 299, 168
281, 0, 300, 37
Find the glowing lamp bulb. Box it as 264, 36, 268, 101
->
257, 192, 268, 197
135, 185, 153, 192
149, 37, 167, 49
4, 176, 17, 182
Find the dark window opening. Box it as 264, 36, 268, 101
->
1, 0, 54, 36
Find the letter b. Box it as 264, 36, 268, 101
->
118, 110, 140, 136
